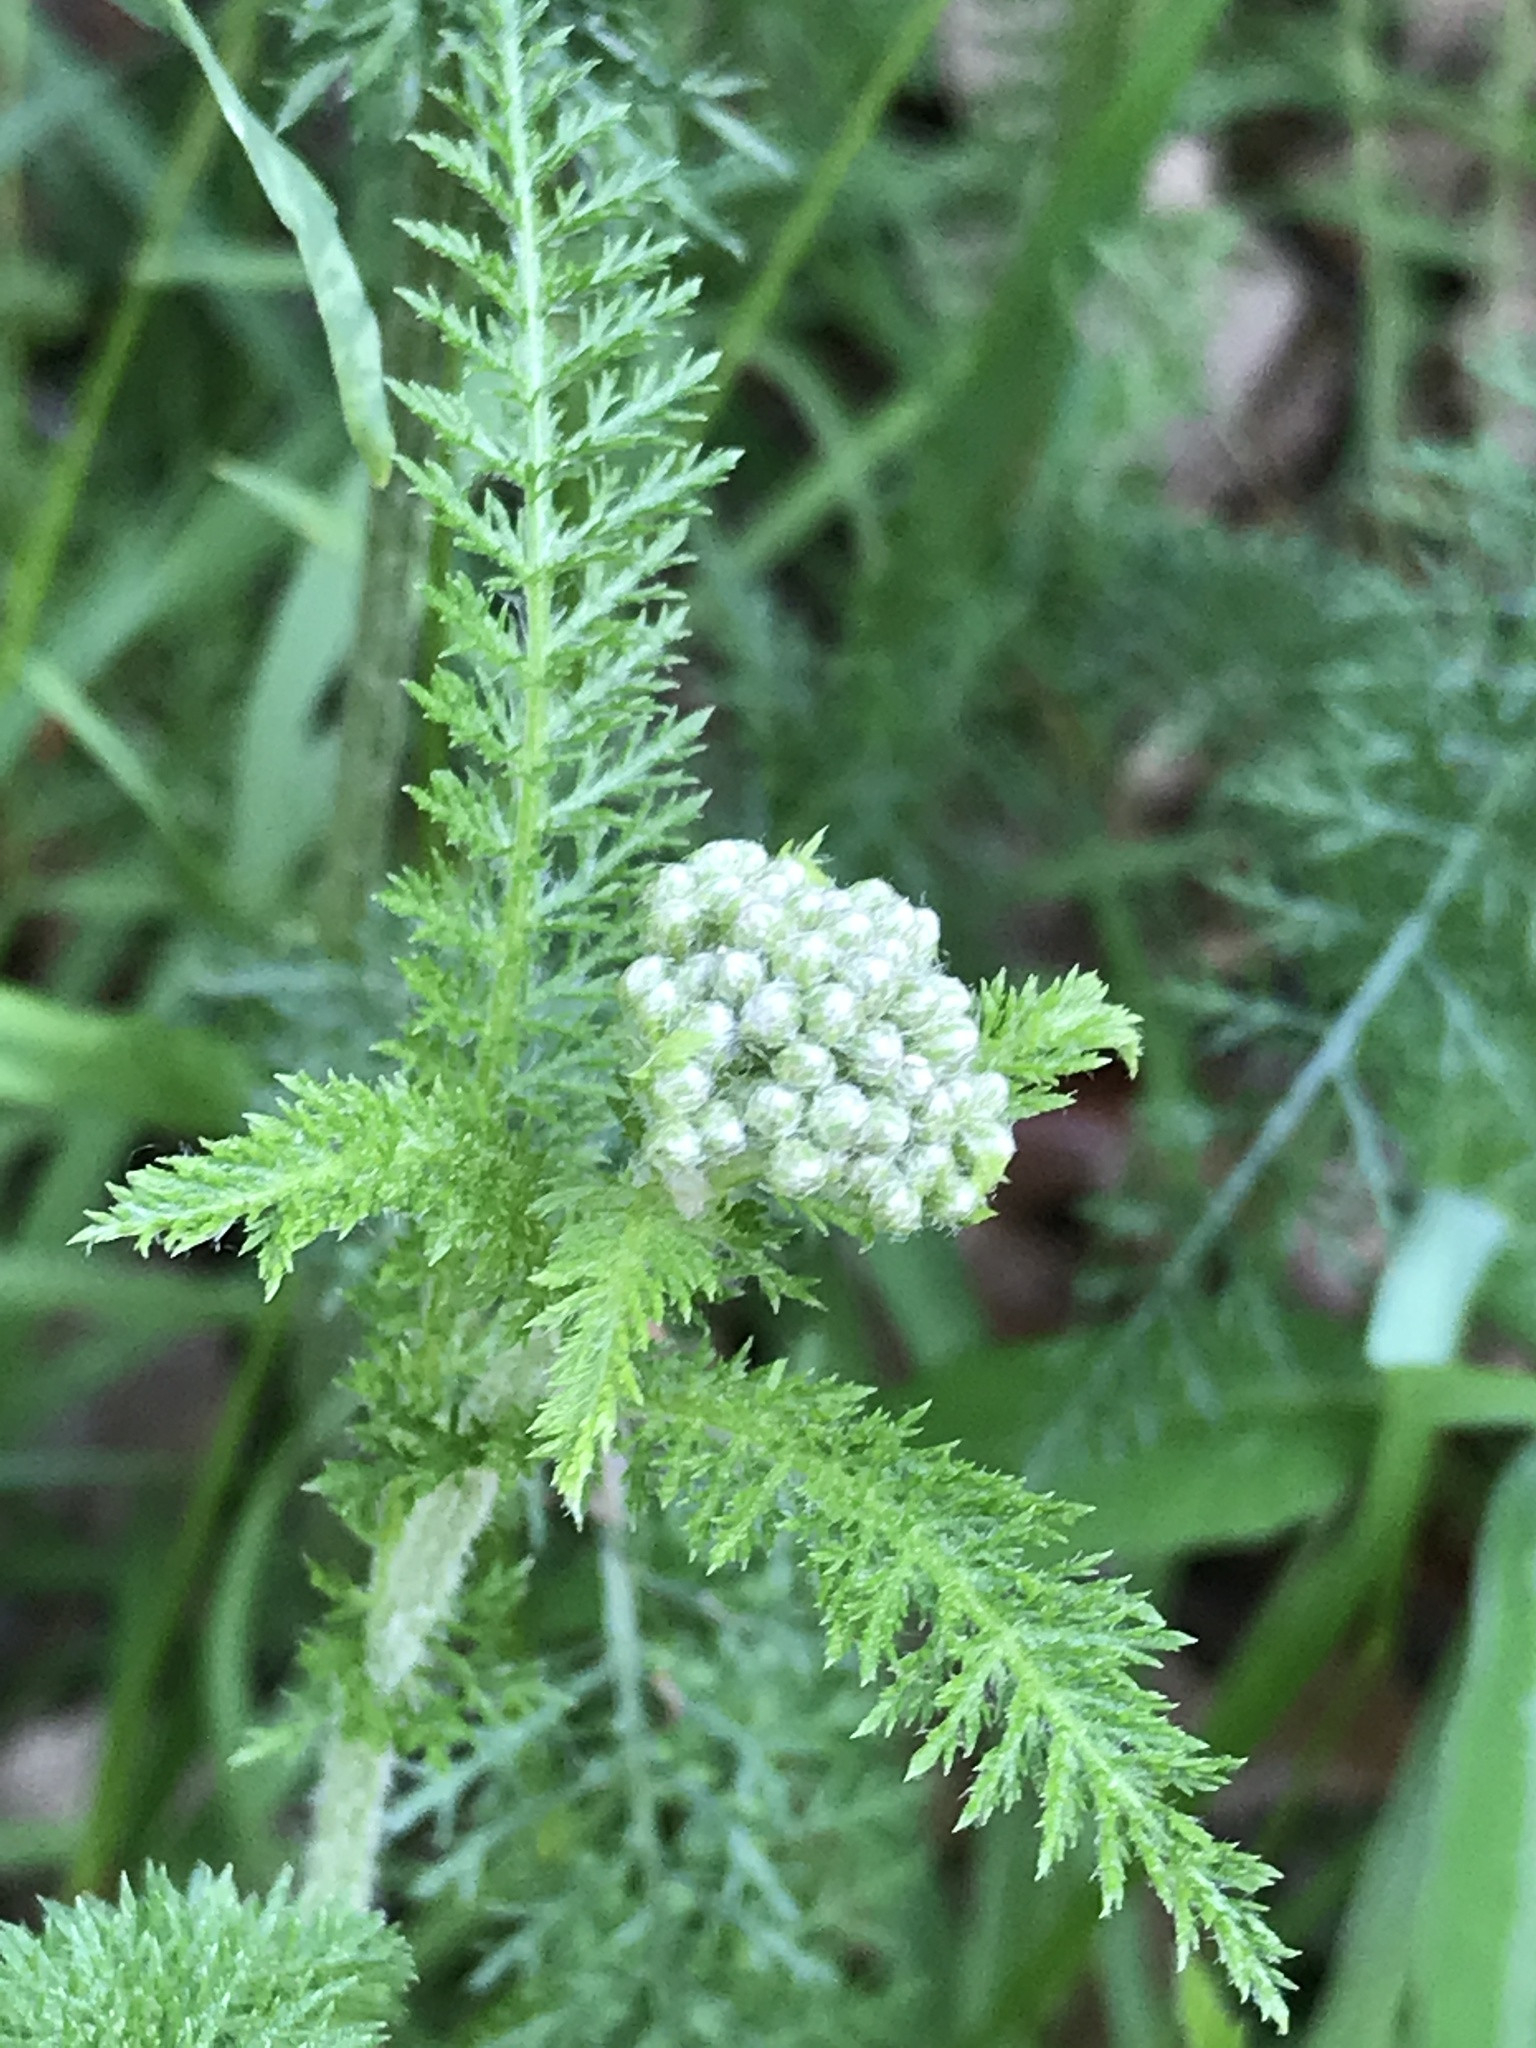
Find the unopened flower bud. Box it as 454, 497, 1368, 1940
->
684, 1001, 737, 1063
869, 1178, 922, 1237
633, 976, 682, 1032
962, 1122, 1016, 1191
757, 862, 804, 905
697, 1102, 748, 1159
913, 1084, 955, 1136
649, 1061, 712, 1117
932, 1168, 983, 1227
956, 1069, 1010, 1120
846, 877, 900, 919
802, 983, 860, 1046
649, 896, 701, 955
906, 1141, 954, 1192
622, 954, 669, 1003
910, 906, 940, 958
648, 1124, 703, 1174
715, 949, 765, 1004
924, 1018, 981, 1070
744, 1081, 802, 1139
769, 1139, 832, 1198
895, 980, 942, 1033
851, 1027, 904, 1085
781, 930, 837, 988
808, 1082, 870, 1149
861, 1101, 911, 1154
846, 952, 897, 1004
774, 1039, 837, 1092
893, 1053, 935, 1104
730, 898, 783, 950
694, 838, 767, 878
652, 862, 693, 900
741, 982, 801, 1046
676, 950, 720, 1000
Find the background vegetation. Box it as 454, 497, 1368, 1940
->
4, 0, 1536, 2040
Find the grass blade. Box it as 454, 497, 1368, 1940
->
1411, 1438, 1536, 2048
155, 0, 394, 483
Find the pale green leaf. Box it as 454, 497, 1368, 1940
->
151, 0, 394, 483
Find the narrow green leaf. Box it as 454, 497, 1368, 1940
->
1412, 1439, 1536, 2048
23, 656, 241, 925
1178, 1954, 1251, 2047
133, 237, 308, 291
151, 0, 394, 483
0, 984, 254, 1131
212, 458, 363, 557
1366, 1187, 1509, 1369
1050, 1414, 1363, 1561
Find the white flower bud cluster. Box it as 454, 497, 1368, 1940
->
620, 841, 1016, 1235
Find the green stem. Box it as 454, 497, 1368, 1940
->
596, 1455, 663, 1891
303, 1465, 499, 1909
315, 149, 446, 949
479, 0, 555, 1081
1476, 0, 1536, 422
304, 1736, 396, 1913
0, 0, 266, 706
1203, 1373, 1438, 1762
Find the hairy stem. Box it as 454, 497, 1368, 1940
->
595, 1455, 663, 1888
305, 1735, 396, 1913
304, 1467, 499, 1908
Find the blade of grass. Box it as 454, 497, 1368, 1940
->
152, 0, 393, 484
893, 0, 1235, 577
1411, 1438, 1536, 2048
0, 0, 268, 705
710, 0, 953, 414
1303, 1669, 1451, 2047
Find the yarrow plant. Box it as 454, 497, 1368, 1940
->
15, 0, 1290, 2036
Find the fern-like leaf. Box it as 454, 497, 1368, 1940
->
978, 967, 1142, 1118
639, 1354, 1292, 2027
74, 1074, 424, 1294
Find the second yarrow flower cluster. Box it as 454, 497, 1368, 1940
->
620, 842, 1016, 1237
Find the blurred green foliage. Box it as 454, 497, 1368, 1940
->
5, 0, 1536, 2040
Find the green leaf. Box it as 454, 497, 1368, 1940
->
1178, 1954, 1252, 2047
641, 1354, 1292, 2026
149, 0, 394, 484
978, 967, 1142, 1120
1366, 1187, 1510, 1370
75, 1073, 423, 1295
1411, 1438, 1536, 2048
0, 983, 254, 1131
1304, 1677, 1449, 2048
530, 1179, 798, 1507
1049, 1411, 1363, 1560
